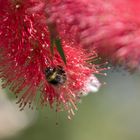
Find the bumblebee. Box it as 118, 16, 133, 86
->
45, 66, 66, 86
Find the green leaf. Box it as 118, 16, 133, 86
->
50, 37, 55, 56
55, 38, 66, 64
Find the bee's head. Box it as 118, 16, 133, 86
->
45, 67, 56, 77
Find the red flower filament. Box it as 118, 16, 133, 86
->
0, 0, 102, 118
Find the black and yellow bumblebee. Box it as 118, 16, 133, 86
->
45, 66, 66, 86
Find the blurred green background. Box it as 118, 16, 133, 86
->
2, 69, 140, 140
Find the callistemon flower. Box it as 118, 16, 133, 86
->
0, 0, 102, 118
47, 0, 140, 70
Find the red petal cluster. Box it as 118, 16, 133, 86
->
0, 0, 101, 117
47, 0, 140, 70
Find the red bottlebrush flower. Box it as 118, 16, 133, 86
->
0, 0, 101, 117
47, 0, 140, 70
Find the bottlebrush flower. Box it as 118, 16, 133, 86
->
47, 0, 140, 70
0, 0, 102, 118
